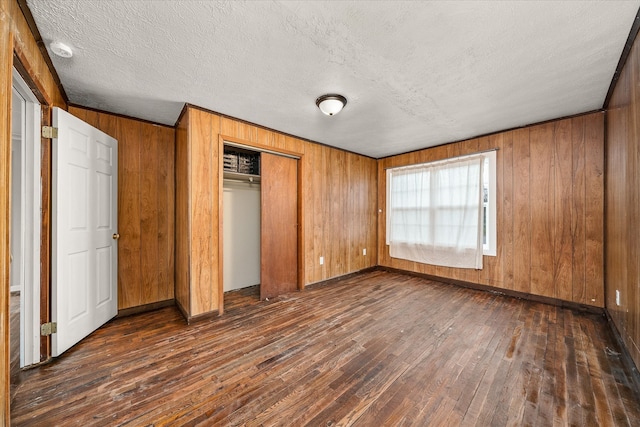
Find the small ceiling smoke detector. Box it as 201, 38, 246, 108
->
316, 94, 347, 116
50, 41, 73, 58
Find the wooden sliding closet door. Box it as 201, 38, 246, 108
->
260, 153, 298, 300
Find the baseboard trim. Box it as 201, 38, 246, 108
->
182, 309, 220, 325
175, 299, 189, 323
305, 266, 379, 290
117, 299, 175, 318
604, 309, 640, 399
378, 266, 605, 315
174, 299, 220, 325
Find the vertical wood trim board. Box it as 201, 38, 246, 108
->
175, 109, 190, 315
217, 136, 225, 314
189, 109, 220, 315
38, 104, 51, 360
68, 107, 176, 310
1, 5, 14, 420
297, 148, 305, 291
377, 112, 605, 308
606, 26, 640, 371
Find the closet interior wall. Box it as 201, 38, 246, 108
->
222, 174, 261, 293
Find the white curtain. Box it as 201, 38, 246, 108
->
386, 155, 484, 269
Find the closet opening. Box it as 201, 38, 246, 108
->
222, 146, 262, 310
221, 140, 301, 313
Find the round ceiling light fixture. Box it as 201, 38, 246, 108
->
316, 94, 347, 116
50, 41, 73, 58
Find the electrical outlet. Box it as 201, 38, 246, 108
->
616, 289, 621, 306
319, 256, 324, 265
363, 248, 367, 256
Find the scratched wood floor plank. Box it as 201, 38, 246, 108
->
10, 270, 640, 426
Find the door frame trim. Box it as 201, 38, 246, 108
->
218, 135, 306, 314
12, 53, 53, 365
11, 67, 42, 368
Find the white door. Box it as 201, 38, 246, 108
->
52, 107, 118, 357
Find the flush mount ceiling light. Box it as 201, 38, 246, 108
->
316, 94, 347, 116
50, 41, 73, 58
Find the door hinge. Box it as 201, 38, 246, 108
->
40, 322, 57, 336
42, 126, 58, 139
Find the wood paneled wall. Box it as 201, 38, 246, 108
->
606, 30, 640, 371
378, 113, 605, 307
175, 108, 221, 318
69, 107, 175, 310
1, 0, 68, 421
175, 106, 378, 318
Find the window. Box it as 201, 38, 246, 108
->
386, 151, 497, 269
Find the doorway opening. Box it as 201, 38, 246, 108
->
222, 146, 262, 310
10, 67, 42, 379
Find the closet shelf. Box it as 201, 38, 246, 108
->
223, 171, 261, 183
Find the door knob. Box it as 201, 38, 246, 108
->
112, 233, 120, 240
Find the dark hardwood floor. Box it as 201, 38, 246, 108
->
10, 271, 640, 425
223, 285, 260, 312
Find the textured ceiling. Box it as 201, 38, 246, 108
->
26, 0, 640, 158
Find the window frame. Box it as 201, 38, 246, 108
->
483, 150, 497, 257
386, 150, 497, 257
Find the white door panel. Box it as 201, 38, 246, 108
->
52, 107, 118, 357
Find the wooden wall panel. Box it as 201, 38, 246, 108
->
189, 109, 219, 315
189, 110, 212, 314
157, 127, 176, 302
68, 107, 176, 310
553, 119, 573, 302
174, 106, 378, 318
480, 134, 503, 288
571, 116, 587, 305
529, 123, 554, 298
606, 28, 640, 371
501, 131, 514, 290
175, 108, 222, 318
140, 125, 159, 304
118, 118, 143, 308
378, 113, 604, 308
512, 128, 531, 295
584, 117, 604, 307
310, 142, 324, 282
